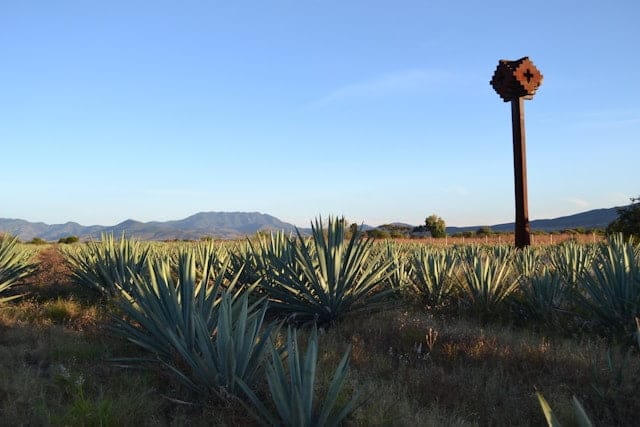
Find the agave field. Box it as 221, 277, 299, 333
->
1, 220, 639, 425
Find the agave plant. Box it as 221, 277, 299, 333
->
458, 250, 519, 318
576, 234, 640, 337
385, 242, 413, 290
455, 244, 486, 263
112, 249, 244, 361
228, 241, 262, 288
162, 291, 276, 398
409, 247, 458, 309
248, 231, 299, 286
536, 392, 592, 427
192, 240, 229, 276
516, 267, 568, 323
259, 217, 394, 326
113, 251, 274, 398
63, 233, 152, 296
514, 245, 542, 281
549, 240, 595, 290
490, 244, 515, 260
0, 235, 34, 303
238, 326, 359, 426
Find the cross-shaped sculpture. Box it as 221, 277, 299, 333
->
490, 57, 543, 248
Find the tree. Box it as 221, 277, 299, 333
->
607, 196, 640, 239
28, 237, 47, 245
476, 226, 494, 237
58, 236, 79, 244
365, 229, 391, 239
425, 214, 446, 238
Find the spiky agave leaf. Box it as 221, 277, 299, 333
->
575, 234, 640, 337
409, 246, 458, 309
192, 240, 229, 278
161, 291, 277, 398
536, 392, 561, 427
228, 241, 261, 287
516, 267, 569, 323
111, 248, 248, 361
549, 240, 596, 290
385, 241, 413, 290
0, 235, 35, 303
536, 392, 593, 427
238, 326, 359, 426
246, 231, 300, 294
112, 247, 273, 398
458, 250, 519, 319
259, 217, 394, 326
514, 245, 542, 281
63, 233, 151, 296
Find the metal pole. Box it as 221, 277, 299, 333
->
511, 97, 531, 248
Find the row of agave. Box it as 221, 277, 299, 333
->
386, 234, 640, 337
55, 221, 639, 424
61, 223, 640, 338
62, 221, 368, 425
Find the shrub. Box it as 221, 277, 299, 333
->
28, 237, 48, 245
58, 236, 79, 244
607, 197, 640, 239
365, 229, 391, 239
476, 226, 494, 237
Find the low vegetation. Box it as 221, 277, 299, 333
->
606, 196, 640, 239
0, 234, 35, 303
1, 222, 639, 425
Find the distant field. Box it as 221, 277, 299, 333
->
398, 232, 604, 246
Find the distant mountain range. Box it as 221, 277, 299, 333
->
0, 212, 299, 241
0, 207, 622, 242
445, 207, 619, 234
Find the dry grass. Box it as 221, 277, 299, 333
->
397, 232, 604, 247
1, 245, 638, 426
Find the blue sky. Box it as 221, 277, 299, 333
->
1, 1, 638, 228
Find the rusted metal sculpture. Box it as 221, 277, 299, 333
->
490, 57, 543, 248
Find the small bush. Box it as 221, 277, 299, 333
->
28, 237, 48, 245
58, 236, 79, 244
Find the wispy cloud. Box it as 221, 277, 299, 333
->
566, 197, 589, 208
581, 110, 640, 129
607, 192, 635, 206
554, 110, 640, 129
309, 68, 451, 108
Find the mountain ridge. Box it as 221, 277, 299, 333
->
0, 207, 622, 241
445, 207, 619, 234
0, 211, 299, 241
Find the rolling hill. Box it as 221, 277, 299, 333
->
445, 207, 619, 234
0, 212, 299, 241
0, 206, 622, 241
